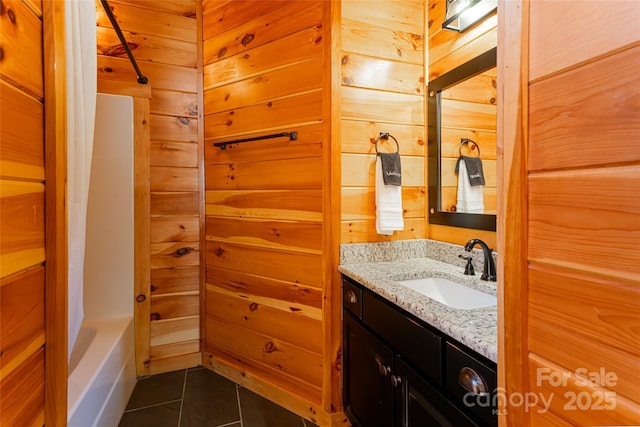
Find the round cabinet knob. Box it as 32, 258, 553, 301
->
458, 367, 488, 396
391, 375, 402, 388
345, 289, 357, 304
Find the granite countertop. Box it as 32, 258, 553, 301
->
338, 256, 498, 363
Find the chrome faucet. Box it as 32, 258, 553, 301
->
464, 239, 497, 282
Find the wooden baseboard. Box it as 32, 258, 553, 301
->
148, 352, 201, 376
203, 352, 349, 427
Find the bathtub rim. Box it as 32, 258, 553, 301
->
67, 316, 134, 419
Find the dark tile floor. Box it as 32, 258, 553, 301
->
119, 367, 320, 427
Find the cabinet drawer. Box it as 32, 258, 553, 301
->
342, 277, 363, 319
395, 357, 480, 427
445, 342, 497, 426
363, 290, 442, 385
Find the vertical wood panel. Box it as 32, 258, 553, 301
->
97, 0, 202, 375
501, 1, 640, 425
203, 2, 329, 411
133, 98, 152, 376
497, 1, 529, 424
324, 1, 343, 412
43, 2, 67, 425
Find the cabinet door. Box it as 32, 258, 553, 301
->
343, 311, 394, 427
394, 358, 480, 427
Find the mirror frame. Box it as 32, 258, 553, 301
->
427, 47, 497, 232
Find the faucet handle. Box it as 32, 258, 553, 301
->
458, 255, 475, 276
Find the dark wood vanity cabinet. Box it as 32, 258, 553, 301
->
342, 275, 497, 427
343, 312, 394, 427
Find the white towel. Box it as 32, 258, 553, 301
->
456, 158, 484, 213
376, 156, 404, 235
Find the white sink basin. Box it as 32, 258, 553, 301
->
396, 277, 497, 309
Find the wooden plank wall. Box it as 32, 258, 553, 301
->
500, 1, 640, 425
340, 0, 426, 243
0, 0, 46, 425
202, 1, 334, 423
427, 0, 497, 247
525, 2, 640, 425
96, 0, 202, 375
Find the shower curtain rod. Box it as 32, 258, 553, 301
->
99, 0, 149, 85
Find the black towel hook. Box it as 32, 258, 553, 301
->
459, 138, 481, 157
374, 132, 400, 154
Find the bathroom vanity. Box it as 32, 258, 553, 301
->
339, 243, 498, 427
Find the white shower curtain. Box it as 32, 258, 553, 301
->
66, 0, 97, 359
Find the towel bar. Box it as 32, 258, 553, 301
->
213, 131, 298, 150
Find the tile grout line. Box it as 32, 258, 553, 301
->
236, 384, 244, 427
122, 399, 183, 414
177, 369, 188, 426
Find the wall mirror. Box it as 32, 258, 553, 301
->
427, 47, 497, 231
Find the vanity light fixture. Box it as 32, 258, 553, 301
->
442, 0, 497, 32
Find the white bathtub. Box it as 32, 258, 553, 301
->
67, 94, 137, 427
67, 317, 136, 427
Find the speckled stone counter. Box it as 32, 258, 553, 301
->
338, 239, 498, 363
